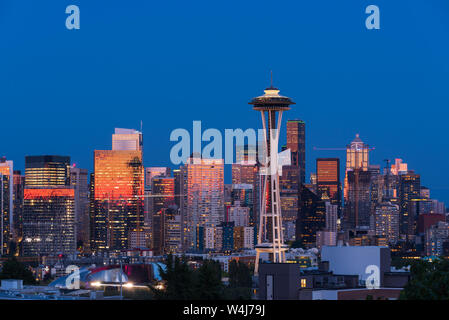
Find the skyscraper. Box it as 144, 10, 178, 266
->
296, 186, 326, 248
12, 170, 24, 246
375, 202, 400, 244
70, 166, 90, 250
23, 155, 75, 257
399, 171, 421, 239
286, 119, 305, 184
343, 134, 371, 231
151, 176, 175, 255
344, 134, 370, 201
0, 157, 13, 255
180, 155, 224, 252
91, 129, 144, 252
316, 158, 342, 215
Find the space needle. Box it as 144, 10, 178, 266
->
250, 76, 295, 275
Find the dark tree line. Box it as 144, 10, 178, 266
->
151, 255, 253, 300
0, 257, 36, 284
400, 257, 449, 300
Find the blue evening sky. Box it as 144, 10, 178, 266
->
1, 0, 448, 204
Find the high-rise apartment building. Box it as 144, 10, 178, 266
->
375, 202, 400, 244
180, 155, 224, 252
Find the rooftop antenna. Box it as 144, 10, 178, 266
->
270, 70, 273, 88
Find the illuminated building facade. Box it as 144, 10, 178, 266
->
91, 149, 144, 252
0, 158, 13, 255
13, 170, 24, 244
23, 188, 75, 256
70, 166, 90, 250
399, 172, 421, 239
145, 167, 171, 189
180, 155, 224, 252
375, 202, 400, 244
23, 155, 75, 257
23, 187, 76, 256
296, 186, 326, 248
25, 156, 70, 187
286, 119, 305, 184
151, 176, 175, 255
316, 158, 342, 214
344, 134, 370, 201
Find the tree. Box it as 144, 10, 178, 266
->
152, 254, 195, 300
400, 258, 449, 300
226, 260, 253, 299
193, 260, 223, 300
229, 260, 252, 288
0, 257, 36, 284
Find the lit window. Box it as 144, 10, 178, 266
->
301, 278, 307, 288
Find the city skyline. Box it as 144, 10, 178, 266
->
1, 0, 449, 205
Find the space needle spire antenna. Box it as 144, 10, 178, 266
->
250, 75, 295, 275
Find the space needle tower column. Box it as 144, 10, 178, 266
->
250, 81, 295, 275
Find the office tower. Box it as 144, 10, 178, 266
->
151, 176, 175, 255
0, 158, 13, 255
280, 165, 300, 241
286, 119, 305, 184
145, 167, 171, 189
399, 171, 421, 239
343, 134, 370, 200
180, 155, 224, 252
23, 155, 75, 257
325, 201, 338, 232
344, 169, 373, 231
112, 128, 143, 151
316, 158, 342, 214
375, 202, 400, 244
70, 166, 90, 250
13, 170, 24, 244
296, 186, 326, 248
250, 84, 294, 274
25, 156, 70, 187
23, 188, 75, 256
91, 129, 144, 252
343, 135, 372, 231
